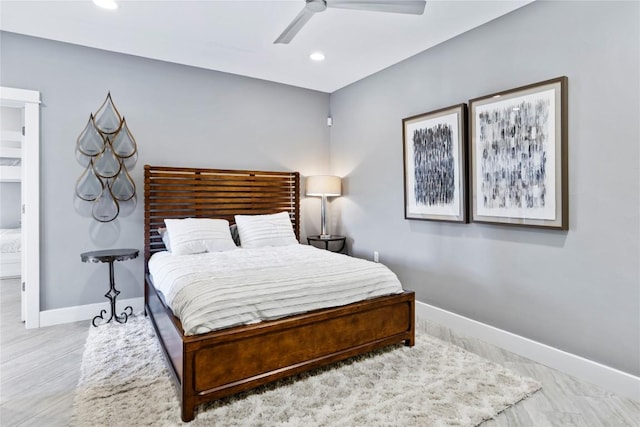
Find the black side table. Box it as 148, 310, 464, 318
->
307, 235, 347, 254
81, 248, 139, 327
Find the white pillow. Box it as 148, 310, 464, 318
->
234, 212, 297, 248
164, 218, 237, 255
157, 227, 172, 252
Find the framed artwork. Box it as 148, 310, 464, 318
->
402, 103, 468, 223
469, 76, 568, 229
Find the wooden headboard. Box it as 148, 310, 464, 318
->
144, 165, 300, 266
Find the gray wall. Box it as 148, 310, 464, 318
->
329, 1, 639, 375
0, 32, 330, 311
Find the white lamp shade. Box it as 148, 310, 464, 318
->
306, 175, 341, 196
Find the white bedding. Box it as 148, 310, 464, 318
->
148, 244, 404, 336
0, 228, 21, 253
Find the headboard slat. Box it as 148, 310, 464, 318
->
144, 165, 300, 269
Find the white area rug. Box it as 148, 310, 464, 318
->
71, 315, 541, 426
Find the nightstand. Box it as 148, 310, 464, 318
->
307, 235, 346, 254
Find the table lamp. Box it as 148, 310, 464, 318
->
306, 175, 342, 238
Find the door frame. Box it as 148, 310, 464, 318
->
1, 87, 40, 328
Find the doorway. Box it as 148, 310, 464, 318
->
0, 87, 40, 328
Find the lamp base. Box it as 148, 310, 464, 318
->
319, 234, 332, 240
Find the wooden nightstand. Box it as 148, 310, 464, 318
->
307, 235, 346, 254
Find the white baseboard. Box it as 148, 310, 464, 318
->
415, 301, 640, 402
39, 297, 144, 327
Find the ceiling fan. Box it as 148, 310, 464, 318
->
274, 0, 427, 44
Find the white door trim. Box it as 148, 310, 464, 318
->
1, 86, 41, 329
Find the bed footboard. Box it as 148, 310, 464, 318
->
145, 275, 415, 422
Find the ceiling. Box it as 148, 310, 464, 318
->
0, 0, 533, 93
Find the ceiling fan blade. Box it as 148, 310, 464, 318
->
274, 7, 316, 44
327, 0, 426, 15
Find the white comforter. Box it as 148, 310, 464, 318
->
0, 228, 21, 253
148, 244, 403, 335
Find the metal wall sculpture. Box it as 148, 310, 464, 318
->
75, 93, 138, 222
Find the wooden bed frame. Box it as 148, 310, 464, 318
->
144, 165, 415, 422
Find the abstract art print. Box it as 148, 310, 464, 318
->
469, 77, 568, 229
403, 104, 467, 223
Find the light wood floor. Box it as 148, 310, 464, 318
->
1, 277, 639, 426
1, 278, 88, 426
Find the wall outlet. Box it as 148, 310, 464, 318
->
373, 251, 379, 263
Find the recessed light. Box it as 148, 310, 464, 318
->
93, 0, 118, 10
310, 52, 325, 61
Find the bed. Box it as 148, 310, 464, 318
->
0, 228, 21, 278
144, 165, 415, 422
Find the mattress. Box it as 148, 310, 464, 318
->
148, 244, 404, 335
0, 228, 21, 253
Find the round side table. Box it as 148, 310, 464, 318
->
81, 248, 139, 327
